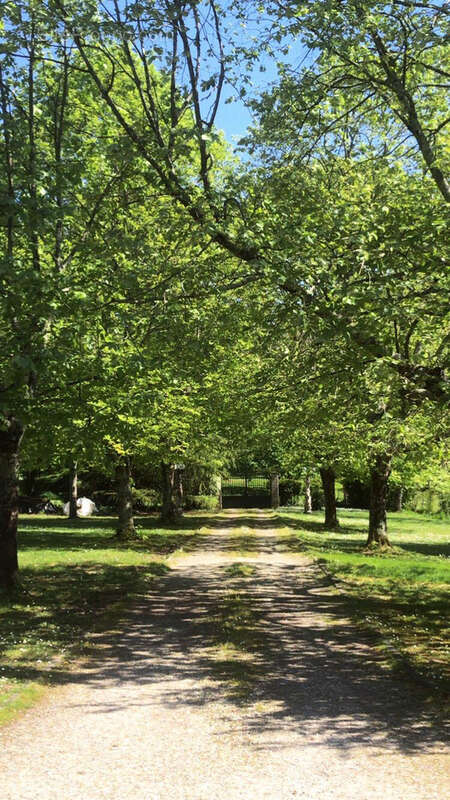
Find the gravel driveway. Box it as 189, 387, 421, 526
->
1, 510, 448, 799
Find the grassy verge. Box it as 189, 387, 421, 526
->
279, 508, 450, 693
206, 584, 264, 700
0, 512, 209, 726
205, 522, 266, 700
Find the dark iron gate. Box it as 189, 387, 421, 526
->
221, 476, 271, 508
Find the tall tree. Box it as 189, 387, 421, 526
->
0, 3, 140, 585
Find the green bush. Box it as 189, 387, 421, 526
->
279, 478, 303, 506
92, 490, 117, 512
132, 487, 161, 512
279, 477, 324, 509
311, 485, 324, 511
184, 494, 219, 511
40, 491, 64, 512
41, 491, 64, 506
406, 489, 450, 517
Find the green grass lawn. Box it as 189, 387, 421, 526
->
280, 508, 450, 693
0, 512, 209, 727
2, 508, 449, 724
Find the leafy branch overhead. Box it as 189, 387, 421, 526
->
0, 0, 448, 587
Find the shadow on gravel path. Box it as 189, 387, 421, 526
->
60, 510, 447, 754
1, 510, 449, 800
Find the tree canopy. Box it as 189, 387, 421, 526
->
0, 0, 448, 586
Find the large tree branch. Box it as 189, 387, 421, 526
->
54, 2, 261, 266
369, 28, 450, 201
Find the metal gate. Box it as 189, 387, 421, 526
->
221, 476, 271, 508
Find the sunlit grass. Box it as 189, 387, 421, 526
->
204, 589, 265, 700
224, 562, 256, 578
280, 508, 450, 556
280, 508, 450, 691
182, 510, 270, 698
0, 680, 47, 727
0, 512, 207, 727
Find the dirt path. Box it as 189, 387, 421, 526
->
1, 510, 448, 799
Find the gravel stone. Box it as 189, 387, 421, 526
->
1, 510, 448, 799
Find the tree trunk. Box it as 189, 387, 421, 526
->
270, 474, 280, 509
0, 417, 24, 590
393, 486, 404, 512
116, 459, 135, 539
69, 460, 78, 519
304, 474, 312, 514
0, 66, 15, 260
319, 466, 339, 529
174, 468, 184, 515
161, 463, 182, 523
367, 454, 392, 547
342, 485, 349, 507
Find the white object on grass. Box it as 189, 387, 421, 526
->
63, 497, 98, 517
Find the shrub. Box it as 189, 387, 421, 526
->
92, 490, 117, 511
91, 488, 161, 513
184, 494, 219, 511
41, 490, 64, 505
405, 488, 450, 517
279, 479, 303, 506
279, 477, 323, 509
132, 487, 161, 512
40, 491, 64, 512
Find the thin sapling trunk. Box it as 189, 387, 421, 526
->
69, 460, 78, 519
304, 474, 312, 514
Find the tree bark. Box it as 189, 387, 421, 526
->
342, 484, 349, 507
161, 463, 182, 523
27, 19, 41, 274
319, 466, 339, 529
393, 486, 404, 512
116, 459, 135, 539
217, 476, 223, 511
174, 467, 184, 515
0, 66, 15, 259
0, 417, 24, 590
69, 460, 78, 519
304, 474, 312, 514
368, 28, 450, 203
270, 474, 280, 509
367, 454, 392, 547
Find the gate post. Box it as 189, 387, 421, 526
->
270, 474, 280, 509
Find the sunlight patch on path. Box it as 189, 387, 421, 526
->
1, 508, 448, 800
169, 508, 308, 569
